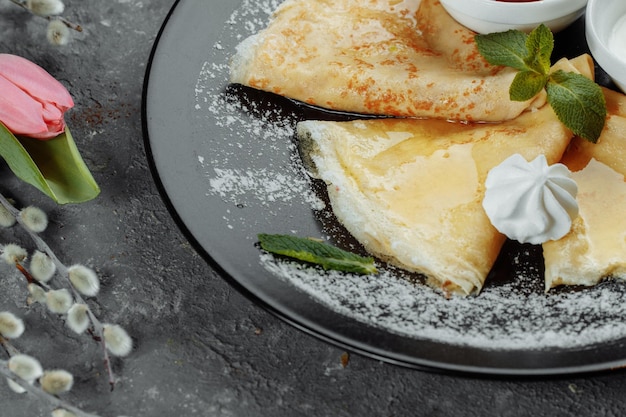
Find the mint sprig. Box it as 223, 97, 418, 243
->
258, 233, 377, 274
475, 24, 606, 143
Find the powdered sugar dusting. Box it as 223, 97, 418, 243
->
260, 254, 626, 350
190, 0, 626, 356
194, 0, 322, 214
208, 167, 324, 210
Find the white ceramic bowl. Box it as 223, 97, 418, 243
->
440, 0, 587, 34
585, 0, 626, 93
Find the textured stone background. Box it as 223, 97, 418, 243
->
2, 1, 626, 416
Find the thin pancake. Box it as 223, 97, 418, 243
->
543, 88, 626, 290
298, 104, 573, 295
230, 0, 545, 122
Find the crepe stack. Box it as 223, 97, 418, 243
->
230, 0, 626, 295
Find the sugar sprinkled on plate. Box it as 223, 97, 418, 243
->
190, 0, 626, 353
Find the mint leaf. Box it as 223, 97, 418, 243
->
546, 70, 607, 143
478, 25, 553, 102
474, 30, 529, 71
510, 71, 549, 101
524, 24, 553, 75
475, 24, 607, 144
258, 233, 377, 274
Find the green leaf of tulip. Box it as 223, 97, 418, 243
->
0, 122, 100, 204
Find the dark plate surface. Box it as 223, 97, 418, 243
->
142, 0, 626, 375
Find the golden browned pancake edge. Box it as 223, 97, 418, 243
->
230, 0, 546, 122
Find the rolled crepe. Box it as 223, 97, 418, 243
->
230, 0, 546, 122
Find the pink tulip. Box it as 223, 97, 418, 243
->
0, 54, 74, 139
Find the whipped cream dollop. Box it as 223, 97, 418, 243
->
483, 154, 578, 245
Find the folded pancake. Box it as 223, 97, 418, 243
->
230, 0, 546, 122
543, 88, 626, 290
298, 104, 573, 296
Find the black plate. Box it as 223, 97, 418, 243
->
142, 0, 626, 375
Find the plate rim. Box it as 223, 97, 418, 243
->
141, 0, 626, 376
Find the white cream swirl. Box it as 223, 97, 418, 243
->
483, 154, 578, 245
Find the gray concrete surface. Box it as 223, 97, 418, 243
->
2, 1, 626, 416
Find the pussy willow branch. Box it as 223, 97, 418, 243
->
0, 192, 116, 390
9, 0, 83, 32
0, 359, 101, 417
2, 321, 101, 417
14, 261, 35, 284
0, 335, 20, 357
